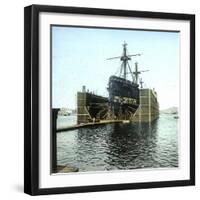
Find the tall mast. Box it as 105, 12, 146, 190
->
133, 62, 149, 84
134, 62, 139, 84
139, 78, 144, 88
107, 41, 141, 82
121, 41, 129, 80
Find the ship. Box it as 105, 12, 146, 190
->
77, 42, 159, 124
107, 42, 148, 120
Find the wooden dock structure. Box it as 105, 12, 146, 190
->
57, 119, 124, 132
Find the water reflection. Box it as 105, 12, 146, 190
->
57, 114, 178, 172
104, 121, 159, 170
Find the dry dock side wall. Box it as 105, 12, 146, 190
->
132, 89, 159, 122
77, 92, 91, 124
77, 92, 108, 124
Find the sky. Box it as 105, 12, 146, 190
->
52, 26, 179, 110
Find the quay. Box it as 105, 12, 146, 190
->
57, 119, 124, 132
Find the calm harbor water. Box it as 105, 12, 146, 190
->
57, 114, 178, 172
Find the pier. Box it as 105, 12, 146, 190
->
52, 108, 59, 173
57, 119, 124, 132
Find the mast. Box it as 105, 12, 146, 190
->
139, 78, 144, 88
134, 62, 139, 84
107, 41, 141, 82
133, 62, 149, 84
121, 42, 130, 80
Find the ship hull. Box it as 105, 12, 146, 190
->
108, 75, 139, 119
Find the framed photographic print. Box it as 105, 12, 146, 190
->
24, 4, 195, 195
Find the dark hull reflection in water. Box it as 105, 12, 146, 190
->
57, 114, 178, 172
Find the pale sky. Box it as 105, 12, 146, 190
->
52, 26, 179, 110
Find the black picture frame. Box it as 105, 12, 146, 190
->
24, 4, 195, 195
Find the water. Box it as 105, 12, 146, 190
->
57, 114, 178, 172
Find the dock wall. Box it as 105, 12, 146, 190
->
132, 89, 159, 122
77, 92, 108, 124
77, 92, 89, 124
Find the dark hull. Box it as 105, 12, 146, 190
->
108, 76, 139, 119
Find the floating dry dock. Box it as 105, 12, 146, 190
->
56, 88, 159, 133
76, 88, 159, 125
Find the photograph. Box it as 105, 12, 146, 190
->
51, 25, 179, 174
24, 5, 195, 195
